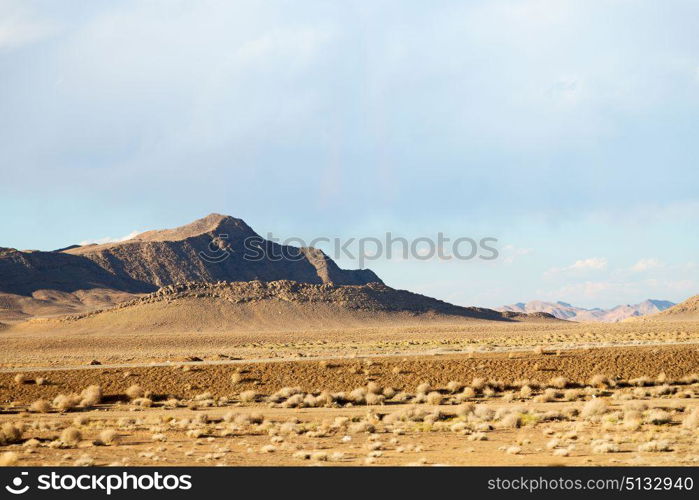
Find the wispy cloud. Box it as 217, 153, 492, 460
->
0, 1, 57, 50
79, 230, 142, 246
546, 257, 607, 276
630, 258, 664, 272
502, 245, 534, 265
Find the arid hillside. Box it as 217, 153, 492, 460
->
0, 289, 137, 323
12, 280, 552, 335
646, 294, 699, 320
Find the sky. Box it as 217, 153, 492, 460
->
1, 0, 698, 309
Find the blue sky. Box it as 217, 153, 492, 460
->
1, 0, 698, 308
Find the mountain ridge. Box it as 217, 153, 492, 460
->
498, 298, 675, 322
0, 214, 380, 296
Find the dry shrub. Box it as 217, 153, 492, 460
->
97, 429, 119, 446
629, 376, 652, 387
30, 399, 51, 413
588, 375, 610, 388
473, 404, 495, 421
74, 454, 94, 466
563, 389, 581, 401
79, 385, 102, 407
14, 373, 28, 385
53, 394, 81, 412
125, 384, 144, 400
60, 427, 82, 447
638, 440, 672, 452
132, 397, 153, 407
653, 385, 674, 397
498, 413, 522, 429
549, 377, 568, 389
348, 388, 367, 404
281, 394, 304, 408
470, 378, 487, 391
239, 390, 259, 403
0, 452, 19, 466
382, 387, 396, 399
231, 373, 242, 385
416, 382, 431, 395
623, 401, 648, 412
591, 440, 619, 453
365, 393, 385, 406
446, 381, 462, 393
581, 399, 609, 419
73, 415, 90, 426
426, 392, 444, 405
0, 423, 23, 445
535, 388, 558, 403
468, 432, 488, 441
519, 386, 533, 399
682, 408, 699, 429
366, 382, 382, 395
35, 377, 47, 386
644, 409, 672, 425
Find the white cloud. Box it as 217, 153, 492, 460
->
502, 245, 534, 264
631, 258, 664, 272
569, 257, 607, 270
79, 230, 142, 246
546, 257, 607, 275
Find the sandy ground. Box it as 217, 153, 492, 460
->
2, 319, 697, 367
1, 321, 698, 466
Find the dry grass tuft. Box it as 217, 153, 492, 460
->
682, 408, 699, 429
97, 429, 119, 446
60, 427, 82, 447
0, 451, 19, 466
125, 384, 144, 400
29, 399, 52, 413
0, 423, 22, 445
581, 399, 609, 419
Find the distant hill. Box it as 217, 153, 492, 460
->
646, 295, 699, 320
13, 280, 556, 334
0, 214, 380, 296
499, 299, 675, 322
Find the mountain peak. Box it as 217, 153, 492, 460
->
2, 213, 381, 295
132, 213, 255, 243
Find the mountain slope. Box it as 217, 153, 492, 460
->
14, 280, 555, 334
646, 295, 699, 320
499, 299, 675, 322
0, 214, 380, 296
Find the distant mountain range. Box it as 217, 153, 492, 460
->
498, 299, 676, 322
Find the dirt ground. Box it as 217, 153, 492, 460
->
1, 318, 697, 368
1, 321, 698, 466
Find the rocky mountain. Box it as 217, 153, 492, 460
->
499, 299, 675, 323
0, 214, 380, 296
